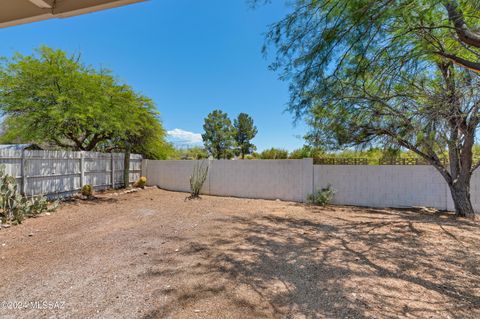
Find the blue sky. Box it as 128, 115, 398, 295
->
0, 0, 308, 152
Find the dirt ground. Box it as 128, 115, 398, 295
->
0, 188, 479, 319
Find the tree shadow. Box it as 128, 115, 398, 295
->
142, 207, 480, 319
60, 196, 119, 207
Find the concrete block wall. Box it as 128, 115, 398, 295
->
208, 159, 312, 202
313, 165, 449, 210
143, 159, 480, 212
142, 160, 206, 194
314, 165, 480, 212
143, 159, 313, 202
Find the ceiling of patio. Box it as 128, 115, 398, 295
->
0, 0, 145, 28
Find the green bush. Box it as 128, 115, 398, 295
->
288, 146, 324, 159
81, 184, 94, 197
0, 167, 56, 225
307, 185, 335, 206
259, 148, 289, 159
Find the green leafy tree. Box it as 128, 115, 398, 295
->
260, 148, 289, 159
233, 113, 258, 159
126, 108, 174, 161
100, 92, 170, 187
289, 146, 323, 159
0, 46, 169, 161
259, 0, 480, 217
202, 110, 234, 159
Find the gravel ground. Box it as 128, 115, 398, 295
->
0, 188, 479, 319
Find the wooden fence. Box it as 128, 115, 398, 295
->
0, 150, 142, 197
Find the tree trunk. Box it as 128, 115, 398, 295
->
448, 180, 475, 218
123, 145, 131, 189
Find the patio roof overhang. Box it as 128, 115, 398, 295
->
0, 0, 146, 28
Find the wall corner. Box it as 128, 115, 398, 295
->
142, 159, 148, 184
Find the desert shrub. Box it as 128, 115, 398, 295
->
289, 146, 324, 159
0, 167, 56, 225
81, 184, 94, 197
307, 185, 335, 206
188, 160, 209, 200
134, 176, 147, 188
259, 148, 289, 159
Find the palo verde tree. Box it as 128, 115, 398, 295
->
202, 110, 234, 159
258, 0, 480, 217
0, 46, 169, 160
233, 113, 258, 159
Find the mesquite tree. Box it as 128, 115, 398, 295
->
258, 0, 480, 217
0, 46, 169, 160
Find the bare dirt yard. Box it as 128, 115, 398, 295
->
0, 188, 479, 319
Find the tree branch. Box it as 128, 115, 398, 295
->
444, 0, 480, 48
435, 51, 480, 73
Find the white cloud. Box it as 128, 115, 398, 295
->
167, 128, 203, 146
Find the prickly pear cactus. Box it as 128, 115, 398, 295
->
0, 165, 56, 226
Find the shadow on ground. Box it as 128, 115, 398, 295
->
142, 205, 480, 319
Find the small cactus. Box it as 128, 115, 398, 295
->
134, 176, 147, 188
81, 184, 94, 197
0, 165, 56, 226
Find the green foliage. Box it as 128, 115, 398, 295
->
245, 153, 260, 160
233, 113, 257, 159
0, 46, 170, 159
110, 94, 169, 159
201, 111, 258, 160
259, 0, 480, 156
318, 147, 406, 164
202, 110, 234, 159
258, 0, 480, 216
173, 147, 209, 160
139, 141, 176, 160
188, 160, 209, 199
289, 146, 323, 159
28, 195, 54, 216
81, 184, 93, 197
307, 186, 335, 207
259, 148, 289, 159
0, 172, 25, 224
233, 145, 432, 162
0, 167, 55, 225
134, 176, 147, 188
